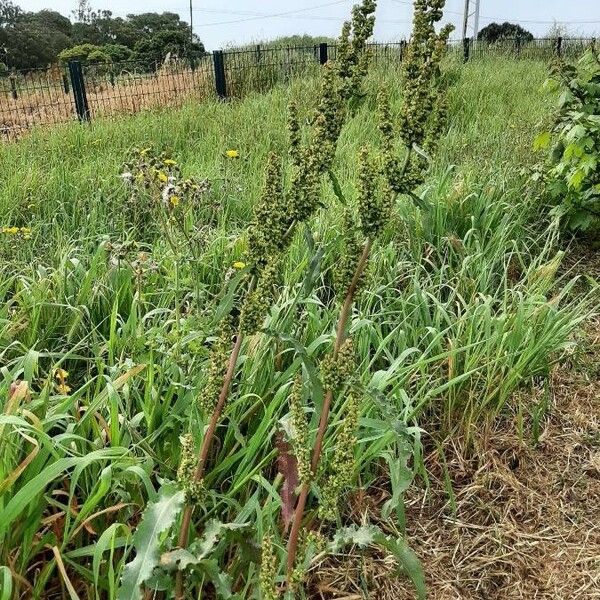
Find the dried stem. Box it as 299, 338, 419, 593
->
286, 239, 372, 580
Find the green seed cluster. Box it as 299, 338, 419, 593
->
287, 100, 301, 168
357, 146, 387, 237
333, 209, 364, 297
398, 1, 454, 149
318, 384, 361, 522
286, 0, 377, 223
247, 153, 289, 271
240, 255, 281, 335
289, 375, 312, 485
313, 64, 345, 171
337, 0, 377, 100
378, 88, 405, 194
198, 320, 233, 414
288, 149, 322, 225
289, 529, 327, 589
424, 82, 450, 154
259, 533, 279, 600
321, 338, 356, 392
177, 433, 205, 503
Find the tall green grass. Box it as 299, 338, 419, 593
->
0, 56, 593, 597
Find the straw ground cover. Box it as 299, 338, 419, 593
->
0, 11, 598, 598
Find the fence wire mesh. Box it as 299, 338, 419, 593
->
0, 37, 595, 141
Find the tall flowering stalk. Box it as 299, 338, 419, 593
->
285, 0, 453, 586
176, 3, 377, 597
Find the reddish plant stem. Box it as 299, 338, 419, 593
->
286, 239, 372, 580
175, 332, 244, 600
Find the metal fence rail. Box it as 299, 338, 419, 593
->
0, 37, 595, 141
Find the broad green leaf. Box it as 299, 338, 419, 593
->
568, 168, 585, 190
0, 566, 12, 600
117, 485, 185, 600
160, 521, 249, 571
533, 131, 551, 151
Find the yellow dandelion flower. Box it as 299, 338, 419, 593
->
6, 226, 18, 234
225, 149, 240, 159
163, 159, 177, 166
233, 261, 246, 269
169, 195, 180, 207
157, 171, 168, 183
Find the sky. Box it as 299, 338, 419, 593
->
15, 0, 600, 50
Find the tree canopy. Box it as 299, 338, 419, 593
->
0, 0, 204, 71
477, 22, 534, 43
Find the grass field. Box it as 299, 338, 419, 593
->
0, 45, 598, 600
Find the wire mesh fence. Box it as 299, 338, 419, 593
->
0, 37, 595, 141
448, 37, 596, 61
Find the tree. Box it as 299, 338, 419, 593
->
0, 0, 204, 70
0, 9, 72, 69
0, 0, 21, 27
478, 22, 533, 43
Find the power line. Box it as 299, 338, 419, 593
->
174, 2, 414, 27
390, 0, 600, 25
189, 0, 351, 27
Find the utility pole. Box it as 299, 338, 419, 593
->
462, 0, 470, 40
473, 0, 481, 41
189, 0, 194, 45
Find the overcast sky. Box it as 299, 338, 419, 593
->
15, 0, 600, 50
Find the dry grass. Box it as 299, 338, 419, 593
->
0, 66, 214, 139
308, 316, 600, 599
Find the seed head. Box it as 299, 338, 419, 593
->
318, 384, 361, 522
177, 433, 205, 504
259, 533, 279, 600
289, 375, 312, 485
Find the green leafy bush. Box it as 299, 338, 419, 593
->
57, 42, 102, 63
535, 47, 600, 234
87, 49, 111, 64
102, 43, 133, 63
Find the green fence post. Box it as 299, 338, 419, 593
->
555, 36, 563, 57
68, 60, 90, 122
463, 37, 471, 62
319, 42, 328, 65
213, 50, 227, 99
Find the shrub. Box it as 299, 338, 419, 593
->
102, 43, 133, 63
57, 43, 101, 63
534, 47, 600, 234
87, 49, 111, 64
